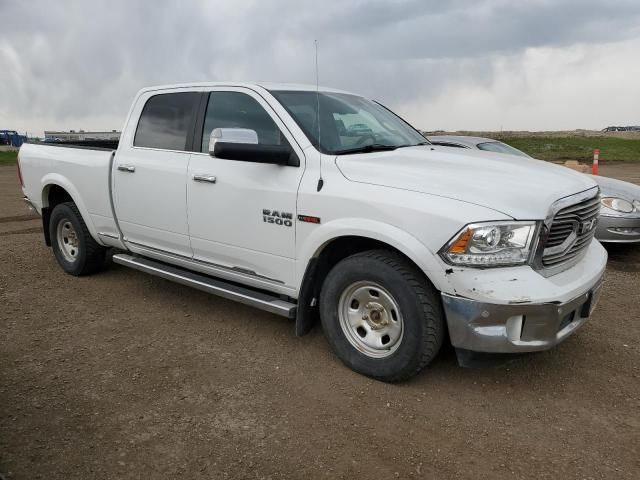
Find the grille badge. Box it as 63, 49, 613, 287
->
579, 218, 597, 235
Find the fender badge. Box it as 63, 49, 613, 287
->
298, 215, 321, 224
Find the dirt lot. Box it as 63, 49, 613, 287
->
1, 164, 639, 479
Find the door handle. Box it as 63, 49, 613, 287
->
193, 174, 217, 184
117, 164, 136, 173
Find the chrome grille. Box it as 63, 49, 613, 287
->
542, 193, 600, 268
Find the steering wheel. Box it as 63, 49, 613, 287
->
355, 134, 377, 146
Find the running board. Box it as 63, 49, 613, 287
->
112, 253, 296, 318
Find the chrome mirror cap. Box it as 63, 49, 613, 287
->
209, 128, 259, 156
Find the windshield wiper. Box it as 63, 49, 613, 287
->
335, 144, 399, 155
398, 141, 430, 148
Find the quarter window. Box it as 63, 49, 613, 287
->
200, 92, 287, 153
134, 92, 200, 151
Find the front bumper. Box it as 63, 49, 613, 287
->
442, 275, 603, 353
440, 240, 607, 354
595, 214, 640, 243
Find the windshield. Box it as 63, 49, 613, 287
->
270, 91, 428, 154
477, 141, 530, 158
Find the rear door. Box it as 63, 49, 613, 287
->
113, 91, 200, 257
186, 88, 305, 288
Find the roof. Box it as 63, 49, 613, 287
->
138, 82, 356, 96
427, 135, 496, 147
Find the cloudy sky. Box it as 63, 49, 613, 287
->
1, 0, 639, 136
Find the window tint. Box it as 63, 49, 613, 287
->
200, 92, 286, 152
134, 92, 200, 151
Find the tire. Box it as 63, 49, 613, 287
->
49, 202, 106, 276
319, 250, 445, 382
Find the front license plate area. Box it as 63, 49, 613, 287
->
580, 282, 603, 318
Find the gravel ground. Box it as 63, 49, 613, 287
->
1, 164, 639, 479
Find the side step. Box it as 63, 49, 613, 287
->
112, 253, 297, 318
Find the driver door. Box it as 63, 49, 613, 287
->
186, 88, 305, 288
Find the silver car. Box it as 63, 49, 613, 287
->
428, 135, 640, 243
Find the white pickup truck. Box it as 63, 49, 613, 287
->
18, 82, 607, 381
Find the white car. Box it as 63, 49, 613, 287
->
429, 135, 640, 243
18, 83, 606, 381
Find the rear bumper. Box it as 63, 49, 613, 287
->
23, 196, 39, 215
595, 214, 640, 243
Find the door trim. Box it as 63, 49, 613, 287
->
125, 240, 288, 286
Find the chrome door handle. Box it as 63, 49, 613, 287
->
117, 164, 136, 173
193, 174, 217, 184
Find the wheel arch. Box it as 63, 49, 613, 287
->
295, 219, 452, 336
40, 175, 101, 247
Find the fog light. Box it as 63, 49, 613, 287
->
608, 227, 640, 235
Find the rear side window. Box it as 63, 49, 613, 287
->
134, 92, 200, 151
200, 92, 286, 152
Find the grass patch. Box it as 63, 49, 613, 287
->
498, 136, 640, 162
0, 150, 18, 166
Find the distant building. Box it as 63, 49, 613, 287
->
44, 130, 121, 141
602, 126, 640, 132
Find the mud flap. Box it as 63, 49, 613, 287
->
41, 206, 51, 246
295, 258, 320, 336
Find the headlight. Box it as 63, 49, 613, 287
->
601, 197, 634, 213
634, 200, 640, 211
440, 221, 538, 267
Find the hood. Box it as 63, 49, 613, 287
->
588, 174, 640, 201
335, 146, 598, 219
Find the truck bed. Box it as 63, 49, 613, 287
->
19, 142, 120, 245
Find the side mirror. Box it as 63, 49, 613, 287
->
209, 128, 299, 167
208, 128, 258, 154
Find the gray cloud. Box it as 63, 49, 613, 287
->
1, 0, 639, 134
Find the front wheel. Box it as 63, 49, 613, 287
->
320, 250, 445, 382
49, 202, 107, 276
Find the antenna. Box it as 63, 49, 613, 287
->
315, 40, 324, 192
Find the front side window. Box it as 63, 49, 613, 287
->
200, 92, 287, 153
271, 91, 427, 154
134, 92, 200, 151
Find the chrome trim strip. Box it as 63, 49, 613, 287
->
543, 229, 578, 257
127, 240, 192, 259
533, 187, 601, 277
125, 240, 285, 284
112, 254, 296, 318
107, 151, 124, 242
98, 232, 120, 239
543, 186, 600, 228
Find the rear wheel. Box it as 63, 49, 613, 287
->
49, 202, 106, 276
320, 250, 445, 382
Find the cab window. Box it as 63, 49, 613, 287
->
200, 92, 288, 153
134, 92, 200, 151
